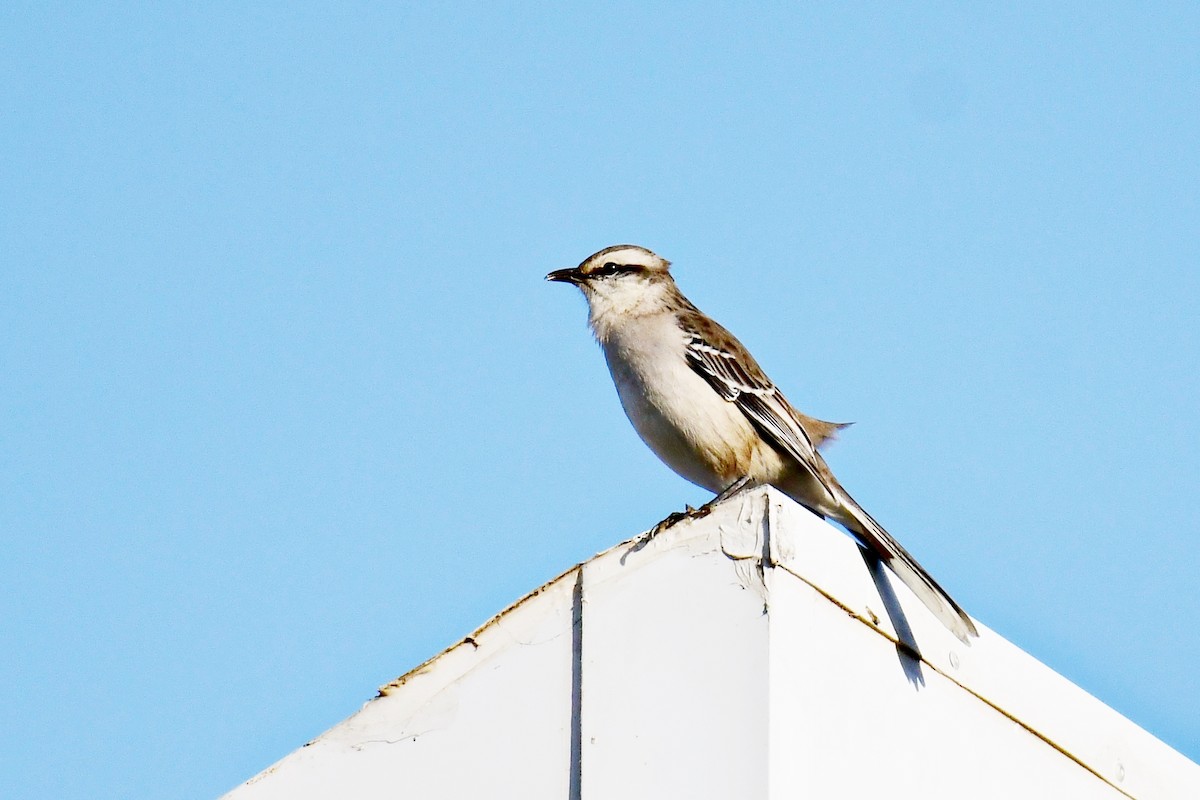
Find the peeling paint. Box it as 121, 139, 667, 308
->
718, 491, 774, 602
355, 684, 460, 750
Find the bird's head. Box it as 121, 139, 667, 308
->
546, 245, 676, 320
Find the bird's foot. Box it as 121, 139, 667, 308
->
637, 503, 705, 547
633, 481, 756, 553
644, 507, 693, 540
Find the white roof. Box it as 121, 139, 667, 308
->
224, 487, 1199, 799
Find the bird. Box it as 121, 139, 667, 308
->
546, 244, 978, 643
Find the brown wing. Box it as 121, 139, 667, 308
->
680, 313, 838, 501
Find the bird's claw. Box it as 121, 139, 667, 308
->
645, 509, 688, 540
638, 491, 739, 548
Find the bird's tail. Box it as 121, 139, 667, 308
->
799, 416, 853, 450
829, 484, 978, 644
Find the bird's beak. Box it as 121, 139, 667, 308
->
545, 267, 583, 284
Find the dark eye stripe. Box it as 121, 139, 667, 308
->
593, 262, 640, 277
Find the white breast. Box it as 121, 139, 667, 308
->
597, 313, 770, 493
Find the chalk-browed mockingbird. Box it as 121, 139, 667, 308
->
547, 244, 977, 643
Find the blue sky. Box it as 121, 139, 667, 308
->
2, 4, 1197, 797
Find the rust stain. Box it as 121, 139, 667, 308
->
775, 562, 1136, 800
376, 563, 589, 698
376, 504, 716, 697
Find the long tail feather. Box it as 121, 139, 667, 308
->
830, 485, 978, 643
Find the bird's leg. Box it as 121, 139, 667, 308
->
692, 476, 756, 518
640, 477, 756, 543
